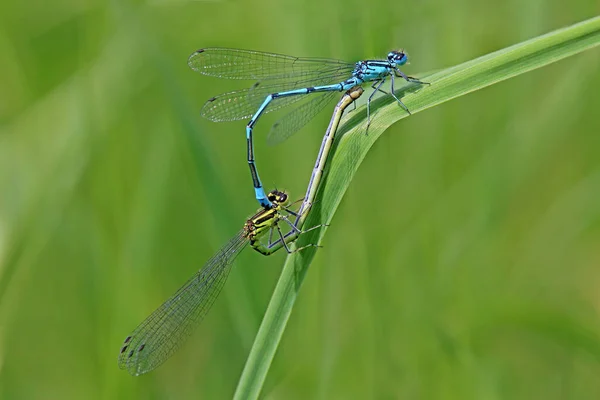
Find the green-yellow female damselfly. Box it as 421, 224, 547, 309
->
118, 191, 310, 375
118, 86, 364, 376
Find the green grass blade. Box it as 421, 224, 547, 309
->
234, 15, 600, 399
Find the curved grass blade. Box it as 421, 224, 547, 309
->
234, 15, 600, 400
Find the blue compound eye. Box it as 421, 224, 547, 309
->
397, 52, 408, 65
387, 50, 408, 66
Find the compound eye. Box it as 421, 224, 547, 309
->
267, 191, 288, 203
397, 53, 408, 66
387, 51, 395, 61
267, 191, 279, 202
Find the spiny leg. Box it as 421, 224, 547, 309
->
274, 223, 294, 254
291, 198, 315, 226
366, 79, 386, 130
371, 80, 390, 96
289, 213, 329, 233
281, 197, 305, 218
293, 243, 321, 253
268, 223, 274, 245
289, 196, 304, 207
302, 222, 328, 233
280, 214, 303, 235
282, 208, 299, 218
395, 68, 430, 85
264, 224, 281, 248
389, 73, 411, 115
280, 213, 327, 235
275, 222, 321, 254
293, 198, 323, 228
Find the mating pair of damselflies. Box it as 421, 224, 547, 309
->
119, 86, 364, 376
119, 48, 427, 375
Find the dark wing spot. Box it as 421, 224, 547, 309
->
128, 350, 134, 358
120, 345, 129, 354
138, 344, 146, 352
207, 97, 217, 102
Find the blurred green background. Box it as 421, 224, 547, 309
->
1, 0, 600, 398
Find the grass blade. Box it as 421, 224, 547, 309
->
235, 15, 600, 399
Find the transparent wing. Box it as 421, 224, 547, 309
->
118, 230, 248, 376
267, 92, 337, 145
200, 69, 353, 122
188, 48, 354, 81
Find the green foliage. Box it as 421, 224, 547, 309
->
1, 1, 599, 399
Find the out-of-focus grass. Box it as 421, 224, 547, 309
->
0, 1, 599, 399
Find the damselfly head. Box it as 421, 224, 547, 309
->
388, 50, 408, 66
267, 190, 289, 206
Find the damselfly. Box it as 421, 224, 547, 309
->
118, 190, 315, 376
188, 48, 428, 208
